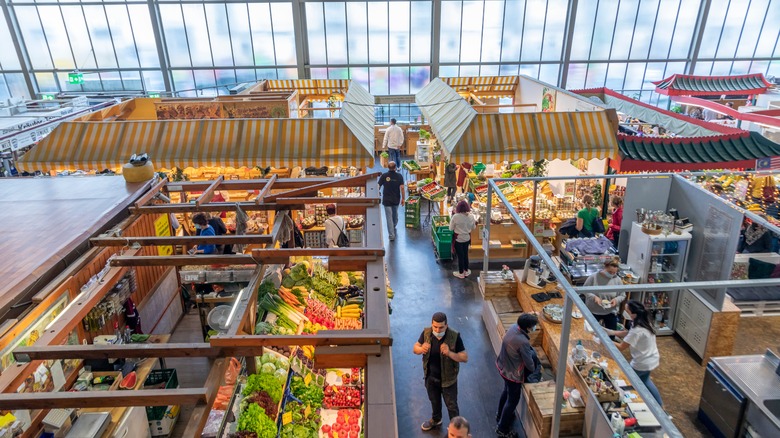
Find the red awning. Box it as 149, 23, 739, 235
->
653, 73, 772, 97
612, 157, 756, 173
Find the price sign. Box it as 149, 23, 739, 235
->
304, 405, 311, 417
304, 373, 312, 386
533, 222, 545, 236
564, 182, 576, 196
282, 412, 293, 425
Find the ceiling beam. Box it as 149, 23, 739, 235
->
195, 175, 223, 207
255, 173, 277, 204
110, 254, 257, 267
263, 172, 380, 203
90, 235, 273, 247
0, 389, 206, 410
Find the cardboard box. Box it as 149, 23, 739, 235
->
149, 406, 179, 437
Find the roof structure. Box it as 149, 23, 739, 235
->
653, 73, 773, 97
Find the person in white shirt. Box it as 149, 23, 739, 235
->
382, 118, 404, 168
323, 204, 346, 248
449, 200, 477, 278
605, 300, 663, 407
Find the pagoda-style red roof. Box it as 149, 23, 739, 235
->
653, 73, 772, 96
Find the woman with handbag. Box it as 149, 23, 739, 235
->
449, 200, 477, 278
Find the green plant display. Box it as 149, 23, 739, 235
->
528, 160, 548, 177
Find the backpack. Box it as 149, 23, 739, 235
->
329, 218, 350, 247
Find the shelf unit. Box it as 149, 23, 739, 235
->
469, 223, 529, 261
626, 222, 692, 334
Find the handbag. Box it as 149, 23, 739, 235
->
591, 210, 606, 234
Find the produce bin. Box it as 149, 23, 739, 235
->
433, 233, 452, 260
206, 270, 233, 283
144, 369, 179, 421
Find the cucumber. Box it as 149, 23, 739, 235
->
346, 297, 364, 304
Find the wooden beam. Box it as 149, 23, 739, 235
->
274, 197, 381, 205
91, 235, 273, 247
210, 332, 392, 349
13, 342, 218, 362
182, 358, 229, 438
167, 177, 367, 192
196, 175, 224, 207
264, 172, 380, 202
130, 202, 283, 214
0, 388, 206, 410
109, 254, 257, 267
225, 265, 265, 336
252, 248, 384, 258
133, 177, 169, 209
255, 174, 277, 204
313, 344, 381, 368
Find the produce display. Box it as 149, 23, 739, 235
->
320, 409, 362, 438
402, 160, 422, 171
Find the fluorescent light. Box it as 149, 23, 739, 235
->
44, 292, 84, 331
225, 288, 247, 330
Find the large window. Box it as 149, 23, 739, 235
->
0, 0, 777, 100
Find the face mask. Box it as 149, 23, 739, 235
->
622, 310, 633, 320
603, 271, 616, 278
529, 325, 538, 333
433, 330, 445, 339
194, 224, 201, 230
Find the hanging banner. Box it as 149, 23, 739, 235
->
154, 214, 173, 256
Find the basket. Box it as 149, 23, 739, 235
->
144, 369, 179, 421
641, 224, 662, 235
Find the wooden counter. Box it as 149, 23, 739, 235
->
513, 275, 642, 404
80, 334, 170, 438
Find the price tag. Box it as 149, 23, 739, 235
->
304, 373, 312, 385
304, 405, 311, 417
282, 412, 293, 425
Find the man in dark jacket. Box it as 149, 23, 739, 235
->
444, 162, 458, 204
495, 313, 540, 438
413, 312, 468, 431
378, 162, 405, 241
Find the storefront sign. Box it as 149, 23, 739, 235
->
154, 214, 173, 256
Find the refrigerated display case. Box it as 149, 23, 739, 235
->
626, 221, 692, 334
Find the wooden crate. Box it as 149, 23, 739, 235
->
491, 296, 524, 314
479, 271, 518, 298
571, 364, 620, 404
524, 381, 584, 437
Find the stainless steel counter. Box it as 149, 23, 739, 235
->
711, 350, 780, 434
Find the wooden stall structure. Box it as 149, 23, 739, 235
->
2, 174, 398, 438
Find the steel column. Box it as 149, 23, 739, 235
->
1, 1, 38, 97
687, 0, 712, 74
558, 0, 579, 88
147, 0, 173, 92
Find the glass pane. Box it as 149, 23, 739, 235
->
60, 7, 93, 71
648, 0, 677, 59
128, 5, 159, 68
0, 75, 9, 101
755, 1, 780, 57
172, 70, 195, 96
99, 71, 123, 91
539, 64, 559, 85
182, 4, 213, 67
590, 0, 619, 61
349, 67, 369, 90
410, 66, 430, 93
542, 0, 568, 61
37, 6, 73, 69
520, 0, 546, 62
17, 7, 53, 69
629, 0, 660, 60
460, 1, 483, 63
347, 2, 368, 64
0, 9, 20, 70
605, 63, 627, 90
439, 65, 459, 77
694, 61, 713, 75
735, 0, 770, 58
459, 64, 479, 76
226, 4, 253, 66
768, 61, 780, 77
716, 0, 749, 58
369, 66, 388, 95
368, 2, 389, 64
106, 6, 139, 69
698, 0, 728, 58
6, 74, 30, 99
585, 63, 607, 88
731, 61, 752, 75
121, 71, 142, 91
215, 69, 236, 87
480, 64, 499, 76
205, 4, 234, 66
328, 68, 349, 79
193, 70, 216, 93
501, 0, 523, 62
249, 3, 276, 66
142, 70, 165, 92
711, 61, 732, 76
236, 69, 257, 83
643, 62, 667, 89
389, 1, 410, 64
305, 4, 326, 64
256, 69, 278, 80
570, 0, 597, 60
439, 1, 461, 63
669, 1, 698, 59
159, 5, 190, 67
610, 0, 639, 60
271, 3, 296, 66
310, 67, 328, 79
566, 63, 587, 89
499, 64, 519, 76
324, 2, 348, 64
748, 60, 770, 75
623, 63, 646, 90
410, 1, 432, 63
518, 64, 539, 80
389, 66, 409, 95
58, 71, 84, 93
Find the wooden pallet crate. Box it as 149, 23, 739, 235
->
479, 271, 518, 298
524, 381, 584, 438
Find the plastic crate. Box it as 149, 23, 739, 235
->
303, 230, 325, 248
405, 213, 420, 228
433, 233, 452, 260
144, 369, 179, 421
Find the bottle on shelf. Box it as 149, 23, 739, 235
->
655, 311, 663, 328
113, 322, 122, 344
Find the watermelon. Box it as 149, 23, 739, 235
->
119, 371, 137, 390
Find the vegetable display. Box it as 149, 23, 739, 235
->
237, 403, 277, 438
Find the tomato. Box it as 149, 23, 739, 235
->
348, 416, 357, 425
351, 423, 360, 433
322, 425, 331, 433
336, 416, 345, 425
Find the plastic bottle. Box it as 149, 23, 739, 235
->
124, 325, 132, 343
113, 322, 122, 344
611, 412, 625, 435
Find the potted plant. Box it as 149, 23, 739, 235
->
671, 105, 683, 114
380, 151, 389, 167
418, 128, 431, 144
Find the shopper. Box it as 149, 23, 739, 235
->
738, 219, 772, 254
413, 312, 468, 432
198, 214, 227, 254
605, 300, 663, 407
447, 417, 472, 438
583, 257, 625, 332
606, 195, 623, 248
191, 213, 216, 254
444, 162, 458, 204
496, 313, 540, 438
378, 162, 405, 241
575, 194, 600, 237
382, 118, 404, 167
324, 203, 347, 248
456, 162, 472, 194
449, 200, 477, 278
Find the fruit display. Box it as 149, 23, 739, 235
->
305, 298, 336, 329
319, 409, 362, 438
402, 160, 422, 171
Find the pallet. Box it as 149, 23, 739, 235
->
524, 381, 584, 438
731, 299, 780, 317
478, 271, 518, 298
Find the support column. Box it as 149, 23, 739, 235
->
686, 0, 712, 75
1, 1, 38, 98
147, 0, 173, 93
557, 0, 579, 88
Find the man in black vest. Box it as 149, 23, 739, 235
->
413, 312, 469, 431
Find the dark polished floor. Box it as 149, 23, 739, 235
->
387, 222, 526, 437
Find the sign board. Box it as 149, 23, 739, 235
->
564, 182, 576, 197
154, 214, 174, 256
481, 227, 489, 252
533, 222, 545, 236
375, 95, 416, 104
